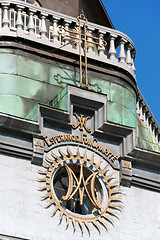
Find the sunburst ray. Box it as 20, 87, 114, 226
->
94, 157, 103, 169
72, 216, 76, 230
89, 152, 94, 164
51, 151, 63, 164
108, 180, 119, 187
52, 204, 59, 216
110, 196, 122, 201
100, 163, 109, 174
37, 177, 50, 183
59, 148, 67, 160
107, 208, 120, 215
109, 202, 122, 209
38, 169, 51, 176
102, 213, 115, 224
76, 146, 81, 159
39, 184, 51, 191
78, 219, 83, 231
41, 192, 52, 199
45, 198, 55, 208
67, 145, 74, 159
110, 188, 121, 194
97, 216, 108, 229
59, 208, 65, 221
84, 219, 90, 233
82, 148, 87, 161
104, 172, 115, 181
66, 213, 70, 227
46, 156, 57, 165
91, 219, 100, 232
43, 159, 53, 169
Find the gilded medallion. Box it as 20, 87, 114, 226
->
38, 146, 121, 233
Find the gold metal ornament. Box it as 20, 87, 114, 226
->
34, 139, 44, 148
122, 161, 132, 170
38, 146, 121, 233
58, 14, 107, 90
72, 112, 91, 132
61, 164, 101, 209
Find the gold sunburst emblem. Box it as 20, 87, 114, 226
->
38, 146, 121, 233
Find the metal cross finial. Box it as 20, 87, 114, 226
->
58, 14, 107, 90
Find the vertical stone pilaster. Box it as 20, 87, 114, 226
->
32, 137, 44, 165
120, 159, 132, 187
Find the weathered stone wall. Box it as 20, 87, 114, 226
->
0, 154, 159, 240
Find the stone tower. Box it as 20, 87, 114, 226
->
0, 1, 159, 239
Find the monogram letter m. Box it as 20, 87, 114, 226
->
72, 113, 91, 133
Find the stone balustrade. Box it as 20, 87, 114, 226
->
137, 88, 160, 146
0, 0, 136, 79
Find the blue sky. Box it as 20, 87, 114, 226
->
102, 0, 160, 125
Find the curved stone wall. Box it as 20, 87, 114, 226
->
0, 48, 137, 128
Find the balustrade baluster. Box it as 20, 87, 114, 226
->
74, 24, 79, 50
28, 10, 35, 35
2, 3, 10, 30
149, 119, 153, 133
52, 18, 59, 43
16, 6, 24, 31
63, 22, 70, 45
136, 101, 140, 118
40, 14, 47, 39
140, 102, 144, 122
125, 44, 132, 67
152, 124, 156, 137
98, 33, 105, 56
87, 29, 93, 54
145, 112, 150, 129
138, 101, 143, 122
154, 129, 158, 143
143, 107, 147, 126
109, 34, 117, 61
119, 39, 126, 63
131, 51, 136, 73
